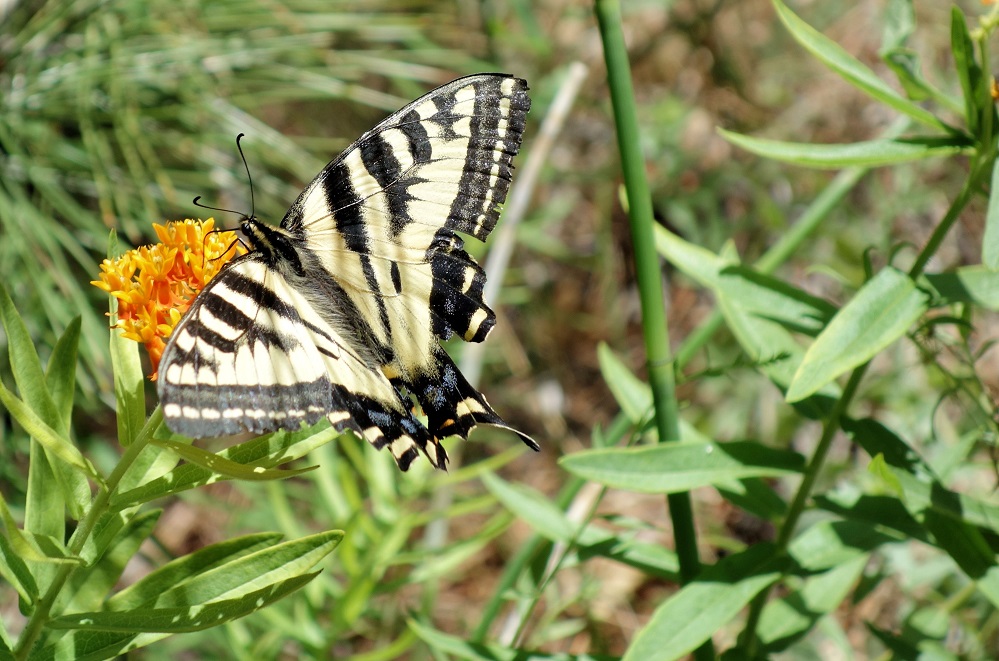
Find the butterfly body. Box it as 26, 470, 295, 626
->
158, 74, 536, 470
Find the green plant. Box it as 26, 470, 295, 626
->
434, 1, 999, 658
0, 277, 344, 659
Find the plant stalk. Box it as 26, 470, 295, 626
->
594, 1, 712, 658
13, 409, 160, 659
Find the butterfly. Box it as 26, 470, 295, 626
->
156, 74, 538, 470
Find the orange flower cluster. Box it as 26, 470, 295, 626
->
91, 219, 245, 377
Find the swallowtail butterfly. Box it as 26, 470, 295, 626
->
157, 74, 537, 470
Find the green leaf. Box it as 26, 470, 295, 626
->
713, 266, 839, 419
25, 443, 64, 544
975, 566, 999, 611
0, 283, 64, 432
623, 544, 788, 661
61, 510, 161, 614
408, 619, 616, 660
772, 0, 952, 133
49, 572, 319, 632
923, 510, 995, 579
878, 0, 960, 113
715, 478, 788, 521
719, 131, 968, 169
924, 267, 999, 309
757, 556, 867, 654
149, 436, 319, 481
44, 318, 91, 519
482, 473, 678, 578
0, 285, 92, 516
597, 343, 651, 424
0, 531, 38, 607
984, 162, 999, 269
108, 532, 283, 610
815, 492, 927, 542
111, 326, 145, 447
0, 379, 96, 479
951, 7, 984, 136
559, 441, 804, 494
786, 267, 928, 402
143, 530, 342, 608
45, 316, 81, 435
654, 225, 732, 289
113, 425, 340, 508
787, 520, 901, 572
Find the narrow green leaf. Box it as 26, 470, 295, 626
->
758, 556, 867, 654
45, 316, 81, 435
925, 267, 999, 309
113, 425, 340, 508
772, 0, 952, 132
714, 265, 839, 419
0, 285, 90, 516
44, 318, 90, 519
951, 7, 983, 135
787, 520, 901, 572
880, 0, 914, 51
597, 343, 651, 424
975, 566, 999, 611
482, 473, 678, 578
48, 572, 319, 632
815, 492, 926, 542
110, 327, 145, 447
720, 131, 968, 169
0, 532, 39, 607
108, 533, 283, 610
408, 619, 615, 661
0, 496, 77, 571
149, 437, 319, 481
715, 478, 788, 521
654, 225, 731, 289
0, 379, 96, 478
481, 472, 593, 543
149, 530, 342, 608
984, 161, 999, 269
879, 0, 961, 112
560, 441, 804, 494
923, 510, 995, 579
623, 544, 788, 661
25, 443, 64, 542
0, 283, 63, 431
787, 267, 928, 402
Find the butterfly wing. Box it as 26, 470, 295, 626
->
158, 255, 440, 469
159, 74, 535, 469
279, 73, 536, 453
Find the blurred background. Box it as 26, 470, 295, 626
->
0, 0, 990, 658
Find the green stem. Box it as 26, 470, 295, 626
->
741, 364, 868, 654
909, 168, 980, 278
13, 408, 160, 659
595, 1, 710, 658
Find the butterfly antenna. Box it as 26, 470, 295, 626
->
235, 133, 255, 219
192, 196, 242, 216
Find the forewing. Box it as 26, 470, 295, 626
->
282, 74, 530, 359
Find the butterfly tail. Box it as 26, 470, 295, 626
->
407, 347, 539, 454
